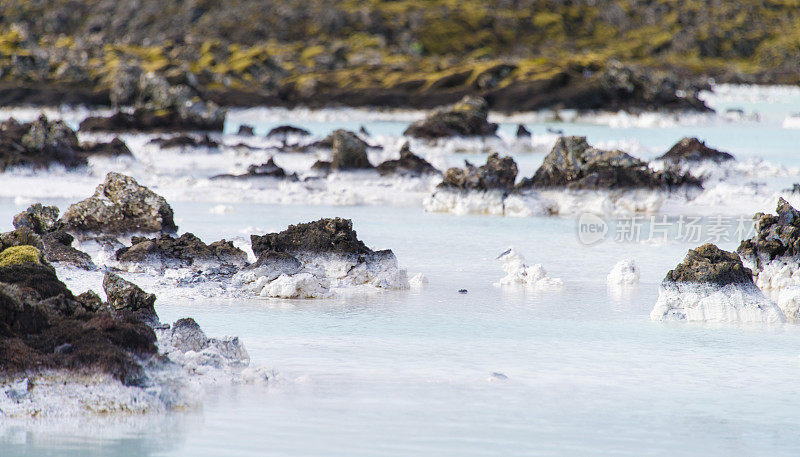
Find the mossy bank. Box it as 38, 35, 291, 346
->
0, 0, 796, 111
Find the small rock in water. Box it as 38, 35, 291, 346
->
607, 259, 640, 286
458, 289, 468, 294
489, 372, 508, 381
237, 125, 255, 136
403, 96, 498, 139
495, 247, 563, 289
409, 273, 428, 289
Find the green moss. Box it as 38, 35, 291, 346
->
0, 246, 42, 267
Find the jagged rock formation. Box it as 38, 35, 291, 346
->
376, 143, 439, 177
438, 153, 518, 192
12, 204, 94, 269
0, 115, 132, 171
238, 218, 407, 298
148, 134, 220, 150
212, 157, 290, 180
115, 233, 247, 270
330, 129, 372, 170
61, 172, 178, 234
651, 243, 783, 323
658, 137, 735, 163
519, 136, 701, 191
404, 96, 498, 139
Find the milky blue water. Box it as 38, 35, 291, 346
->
3, 85, 800, 456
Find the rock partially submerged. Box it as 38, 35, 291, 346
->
738, 198, 800, 261
494, 248, 563, 289
376, 142, 439, 177
0, 115, 132, 171
238, 218, 407, 298
606, 259, 640, 286
0, 246, 157, 387
81, 137, 133, 157
81, 71, 225, 133
658, 137, 735, 163
148, 134, 220, 150
0, 216, 254, 417
737, 198, 800, 321
212, 157, 290, 180
12, 204, 94, 269
80, 108, 224, 133
266, 125, 311, 139
520, 136, 701, 191
330, 129, 372, 170
403, 96, 498, 139
515, 124, 531, 138
424, 153, 519, 216
651, 243, 784, 323
115, 233, 247, 272
439, 153, 518, 192
237, 125, 255, 136
61, 172, 178, 234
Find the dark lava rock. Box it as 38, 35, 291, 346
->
658, 137, 735, 163
237, 125, 255, 136
82, 137, 133, 157
516, 124, 531, 138
61, 172, 178, 234
737, 198, 800, 261
79, 108, 224, 133
250, 217, 374, 258
310, 160, 332, 173
103, 272, 157, 323
330, 129, 372, 170
0, 227, 45, 252
13, 204, 94, 269
0, 238, 157, 385
41, 231, 95, 269
403, 96, 498, 139
665, 243, 753, 286
13, 203, 62, 234
519, 136, 701, 191
212, 157, 289, 180
438, 153, 518, 192
266, 125, 311, 138
115, 232, 247, 267
0, 115, 127, 171
148, 134, 219, 150
376, 142, 439, 177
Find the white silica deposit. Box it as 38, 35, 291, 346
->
741, 256, 800, 322
494, 247, 563, 289
650, 281, 786, 324
607, 259, 640, 286
233, 252, 409, 299
423, 188, 667, 217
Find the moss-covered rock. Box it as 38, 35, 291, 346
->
0, 245, 42, 267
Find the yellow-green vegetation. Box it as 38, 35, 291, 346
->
0, 0, 799, 99
0, 245, 42, 267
